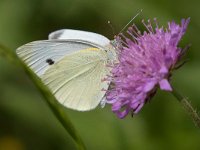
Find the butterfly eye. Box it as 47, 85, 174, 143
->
46, 58, 55, 65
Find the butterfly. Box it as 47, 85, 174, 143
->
16, 29, 118, 111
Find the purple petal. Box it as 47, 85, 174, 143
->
112, 102, 122, 111
159, 66, 168, 74
159, 79, 172, 91
134, 103, 144, 114
116, 109, 130, 119
143, 81, 156, 92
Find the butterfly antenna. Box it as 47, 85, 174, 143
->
118, 9, 143, 34
108, 20, 116, 37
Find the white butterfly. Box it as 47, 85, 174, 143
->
16, 29, 117, 111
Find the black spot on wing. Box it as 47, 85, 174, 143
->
46, 58, 55, 65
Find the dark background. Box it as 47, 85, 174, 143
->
0, 0, 200, 150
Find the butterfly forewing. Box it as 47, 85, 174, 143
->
48, 29, 110, 47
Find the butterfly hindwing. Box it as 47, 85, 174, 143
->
41, 48, 109, 111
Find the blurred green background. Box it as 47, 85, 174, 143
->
0, 0, 200, 150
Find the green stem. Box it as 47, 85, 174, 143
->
0, 44, 86, 150
171, 88, 200, 128
24, 65, 86, 150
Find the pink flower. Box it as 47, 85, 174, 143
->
106, 18, 190, 118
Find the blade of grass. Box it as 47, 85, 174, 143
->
0, 44, 86, 150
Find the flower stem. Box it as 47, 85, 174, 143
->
171, 88, 200, 128
0, 44, 86, 150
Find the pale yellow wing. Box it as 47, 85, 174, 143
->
41, 48, 110, 111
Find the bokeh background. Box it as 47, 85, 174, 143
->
0, 0, 200, 150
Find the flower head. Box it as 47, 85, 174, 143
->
106, 18, 190, 118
